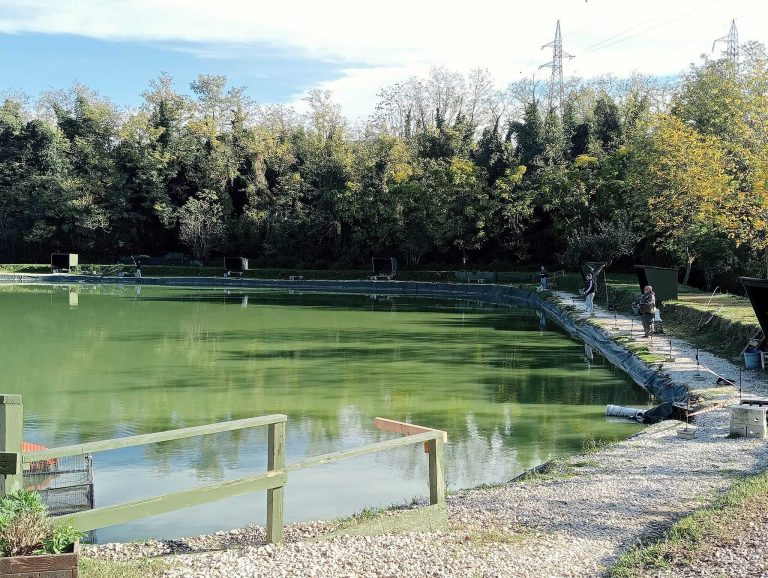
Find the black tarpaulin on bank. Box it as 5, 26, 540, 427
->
635, 266, 679, 304
741, 277, 768, 339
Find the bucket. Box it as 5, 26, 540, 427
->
606, 404, 645, 419
744, 351, 762, 370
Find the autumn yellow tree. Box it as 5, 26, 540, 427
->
643, 114, 735, 283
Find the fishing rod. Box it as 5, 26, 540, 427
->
694, 286, 722, 332
607, 301, 637, 312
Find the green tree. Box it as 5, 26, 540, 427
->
178, 190, 226, 259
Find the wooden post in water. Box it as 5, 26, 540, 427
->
0, 394, 23, 497
266, 421, 286, 544
427, 436, 446, 506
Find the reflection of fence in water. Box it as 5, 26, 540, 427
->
22, 454, 94, 516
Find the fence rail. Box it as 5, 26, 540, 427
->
21, 414, 287, 463
1, 395, 446, 543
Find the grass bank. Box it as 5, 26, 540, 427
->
0, 263, 540, 283
608, 468, 768, 577
662, 294, 761, 362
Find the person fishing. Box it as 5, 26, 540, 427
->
539, 266, 548, 290
580, 273, 596, 316
634, 285, 656, 337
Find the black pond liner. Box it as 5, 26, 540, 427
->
635, 266, 679, 304
741, 277, 768, 339
1, 274, 688, 403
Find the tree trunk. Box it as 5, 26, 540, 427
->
683, 253, 694, 285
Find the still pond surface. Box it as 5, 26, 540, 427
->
4, 284, 651, 542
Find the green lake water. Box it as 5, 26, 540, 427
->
3, 284, 651, 542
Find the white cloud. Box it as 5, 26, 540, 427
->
1, 0, 766, 117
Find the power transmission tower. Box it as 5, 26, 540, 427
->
539, 20, 574, 114
712, 19, 739, 65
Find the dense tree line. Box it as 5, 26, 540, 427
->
0, 45, 766, 287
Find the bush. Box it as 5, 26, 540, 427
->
0, 490, 82, 557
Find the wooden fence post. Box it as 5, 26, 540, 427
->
266, 421, 286, 544
427, 436, 445, 506
0, 394, 23, 497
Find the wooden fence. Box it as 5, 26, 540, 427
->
0, 394, 446, 544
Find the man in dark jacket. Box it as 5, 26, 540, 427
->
581, 273, 596, 315
636, 285, 656, 337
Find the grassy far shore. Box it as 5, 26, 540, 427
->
1, 263, 761, 361
0, 263, 538, 282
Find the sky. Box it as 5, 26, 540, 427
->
0, 0, 766, 119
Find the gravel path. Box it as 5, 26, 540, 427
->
84, 290, 768, 577
556, 290, 768, 399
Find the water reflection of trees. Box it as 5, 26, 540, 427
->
8, 288, 648, 483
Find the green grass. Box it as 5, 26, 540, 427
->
581, 434, 611, 454
332, 505, 389, 529
661, 294, 760, 362
0, 264, 51, 274
559, 273, 760, 363
330, 497, 423, 531
598, 278, 760, 363
608, 470, 768, 578
466, 481, 509, 492
611, 335, 667, 365
515, 457, 575, 482
79, 557, 171, 578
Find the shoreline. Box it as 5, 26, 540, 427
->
4, 276, 767, 576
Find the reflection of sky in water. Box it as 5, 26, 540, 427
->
4, 285, 653, 542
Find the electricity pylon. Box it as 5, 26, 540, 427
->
712, 19, 739, 65
540, 20, 574, 114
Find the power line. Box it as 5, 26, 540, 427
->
584, 0, 722, 54
582, 0, 697, 52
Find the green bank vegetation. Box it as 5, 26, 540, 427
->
608, 470, 768, 578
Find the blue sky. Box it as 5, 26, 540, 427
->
0, 32, 349, 108
0, 0, 766, 117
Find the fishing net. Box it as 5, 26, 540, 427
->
23, 454, 94, 517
